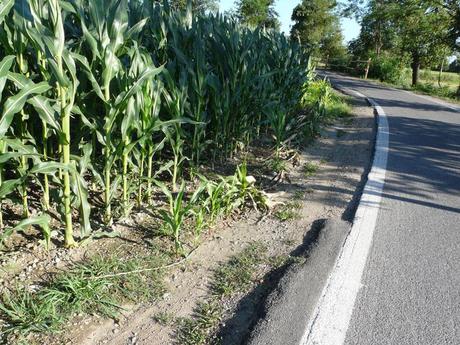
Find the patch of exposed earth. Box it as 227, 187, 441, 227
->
0, 91, 374, 345
63, 94, 375, 345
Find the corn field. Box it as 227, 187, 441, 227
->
0, 0, 316, 250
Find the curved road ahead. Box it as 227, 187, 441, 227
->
313, 72, 460, 345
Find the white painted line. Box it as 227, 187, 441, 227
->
299, 91, 389, 345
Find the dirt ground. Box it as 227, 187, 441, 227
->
69, 94, 375, 345
0, 92, 375, 345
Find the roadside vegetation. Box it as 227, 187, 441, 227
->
1, 0, 442, 343
0, 0, 346, 343
175, 242, 302, 345
300, 0, 459, 100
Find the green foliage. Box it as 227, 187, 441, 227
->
302, 162, 319, 177
368, 53, 410, 84
266, 156, 287, 173
0, 0, 313, 248
159, 0, 219, 12
291, 0, 346, 59
0, 253, 165, 341
274, 201, 302, 221
235, 0, 280, 29
347, 0, 456, 86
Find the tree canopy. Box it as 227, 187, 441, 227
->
347, 0, 458, 85
156, 0, 219, 12
235, 0, 280, 29
290, 0, 346, 59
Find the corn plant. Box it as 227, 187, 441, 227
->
0, 0, 314, 251
155, 180, 204, 254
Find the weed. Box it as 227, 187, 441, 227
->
175, 242, 267, 344
176, 302, 223, 345
274, 202, 302, 221
0, 253, 165, 341
302, 162, 319, 177
293, 190, 305, 200
266, 157, 287, 173
154, 311, 175, 326
211, 242, 267, 297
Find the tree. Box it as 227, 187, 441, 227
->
290, 0, 346, 59
356, 0, 399, 57
156, 0, 219, 12
391, 1, 452, 85
346, 0, 457, 86
235, 0, 280, 29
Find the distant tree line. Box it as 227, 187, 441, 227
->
166, 0, 459, 93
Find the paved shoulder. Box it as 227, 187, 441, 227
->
323, 72, 460, 345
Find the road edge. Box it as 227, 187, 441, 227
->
246, 219, 352, 345
300, 85, 389, 345
246, 86, 388, 345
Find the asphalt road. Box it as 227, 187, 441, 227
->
320, 72, 460, 345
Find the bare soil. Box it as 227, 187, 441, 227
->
0, 92, 375, 345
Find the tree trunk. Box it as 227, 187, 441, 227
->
411, 54, 420, 86
437, 59, 444, 88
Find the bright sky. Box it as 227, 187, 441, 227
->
218, 0, 361, 43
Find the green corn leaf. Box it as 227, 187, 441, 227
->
28, 96, 61, 131
0, 0, 14, 24
126, 18, 148, 39
71, 171, 92, 238
29, 161, 73, 175
0, 214, 51, 249
116, 65, 164, 107
0, 177, 26, 199
0, 152, 39, 164
7, 71, 30, 88
0, 56, 15, 80
72, 53, 105, 101
0, 81, 51, 138
0, 55, 15, 102
108, 175, 121, 204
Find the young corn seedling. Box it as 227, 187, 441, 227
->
154, 181, 192, 255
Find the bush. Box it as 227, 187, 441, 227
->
368, 54, 409, 84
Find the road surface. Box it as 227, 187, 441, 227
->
312, 72, 460, 345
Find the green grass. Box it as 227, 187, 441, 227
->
176, 242, 267, 345
417, 69, 459, 87
274, 202, 302, 221
0, 252, 166, 342
153, 311, 175, 326
302, 162, 319, 177
327, 94, 354, 118
293, 190, 305, 200
266, 157, 287, 173
366, 68, 459, 101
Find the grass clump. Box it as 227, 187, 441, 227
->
266, 157, 288, 173
176, 302, 223, 345
176, 242, 267, 345
211, 242, 267, 297
274, 202, 302, 221
154, 311, 175, 326
302, 162, 319, 177
0, 253, 166, 342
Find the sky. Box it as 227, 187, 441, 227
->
218, 0, 361, 43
